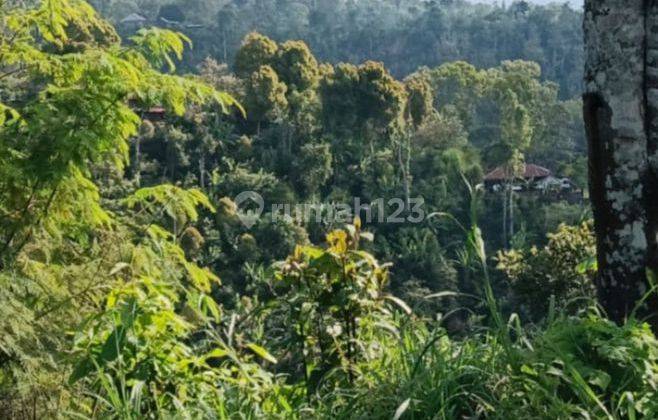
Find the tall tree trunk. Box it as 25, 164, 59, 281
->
584, 0, 658, 327
222, 29, 228, 63
133, 136, 141, 187
396, 132, 412, 212
645, 1, 658, 285
509, 187, 514, 243
199, 154, 205, 191
502, 184, 508, 249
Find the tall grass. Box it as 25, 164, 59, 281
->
306, 181, 658, 419
305, 307, 658, 419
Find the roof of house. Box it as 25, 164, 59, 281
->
484, 164, 552, 181
120, 13, 147, 23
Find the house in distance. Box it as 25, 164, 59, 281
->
119, 13, 147, 29
483, 163, 583, 202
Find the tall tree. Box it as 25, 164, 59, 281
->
583, 0, 658, 326
234, 32, 278, 78
243, 65, 288, 133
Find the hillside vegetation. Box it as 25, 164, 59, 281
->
1, 1, 656, 419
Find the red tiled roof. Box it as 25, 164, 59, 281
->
484, 164, 552, 181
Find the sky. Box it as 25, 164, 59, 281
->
466, 0, 583, 8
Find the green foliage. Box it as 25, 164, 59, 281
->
252, 217, 309, 261
404, 74, 434, 126
105, 0, 584, 99
243, 65, 288, 126
67, 237, 280, 417
319, 62, 360, 132
234, 32, 278, 78
267, 221, 409, 394
293, 142, 333, 196
274, 40, 320, 92
309, 310, 658, 419
310, 320, 504, 419
319, 61, 408, 134
497, 221, 597, 320
429, 61, 485, 122
381, 228, 459, 314
180, 226, 205, 257
123, 185, 215, 227
3, 1, 629, 419
0, 0, 240, 271
356, 61, 408, 130
0, 1, 262, 416
505, 314, 658, 418
0, 273, 43, 402
130, 27, 191, 72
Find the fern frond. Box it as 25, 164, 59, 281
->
123, 185, 215, 225
130, 27, 191, 73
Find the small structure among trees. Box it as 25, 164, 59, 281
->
120, 12, 146, 23
143, 106, 166, 121
484, 163, 551, 192
119, 12, 147, 29
483, 163, 580, 197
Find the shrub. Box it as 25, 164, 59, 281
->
497, 221, 597, 320
265, 220, 411, 395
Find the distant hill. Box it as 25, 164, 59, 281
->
103, 0, 585, 98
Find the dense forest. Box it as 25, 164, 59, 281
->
93, 0, 584, 97
2, 0, 658, 418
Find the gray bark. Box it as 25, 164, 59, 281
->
584, 0, 658, 326
646, 1, 658, 285
509, 188, 514, 243
199, 154, 206, 191
133, 136, 141, 187
502, 185, 508, 249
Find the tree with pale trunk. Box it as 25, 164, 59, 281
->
583, 0, 658, 327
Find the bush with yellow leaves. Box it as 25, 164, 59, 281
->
496, 221, 597, 321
